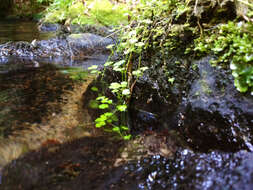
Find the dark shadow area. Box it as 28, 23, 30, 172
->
0, 0, 13, 18
2, 134, 253, 190
1, 135, 124, 190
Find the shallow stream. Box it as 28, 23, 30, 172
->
0, 19, 55, 44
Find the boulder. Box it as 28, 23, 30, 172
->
130, 57, 253, 152
0, 33, 114, 59
67, 33, 114, 57
180, 58, 253, 152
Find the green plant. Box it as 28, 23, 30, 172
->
194, 21, 253, 93
88, 63, 131, 140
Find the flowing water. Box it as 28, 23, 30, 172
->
1, 20, 253, 190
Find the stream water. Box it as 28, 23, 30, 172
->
0, 20, 109, 186
0, 20, 253, 190
0, 19, 56, 44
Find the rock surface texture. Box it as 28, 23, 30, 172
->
0, 33, 114, 59
130, 57, 253, 152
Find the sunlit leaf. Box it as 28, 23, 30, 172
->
109, 82, 121, 89
91, 86, 99, 92
120, 125, 129, 131
112, 127, 120, 132
99, 104, 109, 109
123, 135, 131, 140
95, 121, 106, 128
117, 104, 127, 112
104, 61, 113, 66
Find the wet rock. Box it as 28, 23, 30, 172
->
103, 149, 253, 190
130, 56, 253, 152
38, 23, 113, 37
67, 33, 114, 56
181, 58, 253, 152
0, 33, 114, 59
38, 23, 62, 32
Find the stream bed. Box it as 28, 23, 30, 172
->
0, 20, 253, 190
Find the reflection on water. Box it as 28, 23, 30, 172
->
0, 20, 56, 44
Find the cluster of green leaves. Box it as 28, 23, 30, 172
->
41, 0, 129, 26
88, 64, 131, 140
194, 21, 253, 93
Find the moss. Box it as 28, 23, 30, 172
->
200, 80, 212, 95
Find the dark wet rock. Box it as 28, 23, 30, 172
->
0, 33, 114, 59
129, 56, 194, 133
103, 149, 253, 190
3, 141, 253, 190
180, 59, 253, 152
129, 56, 253, 152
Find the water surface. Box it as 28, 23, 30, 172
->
0, 19, 56, 44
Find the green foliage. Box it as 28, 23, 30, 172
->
194, 21, 253, 93
88, 65, 131, 139
37, 0, 52, 3
41, 0, 129, 26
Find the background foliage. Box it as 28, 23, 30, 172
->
41, 0, 129, 26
